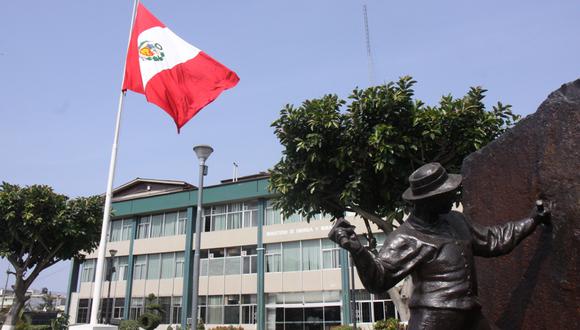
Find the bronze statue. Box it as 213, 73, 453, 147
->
329, 162, 551, 330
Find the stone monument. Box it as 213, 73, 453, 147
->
461, 79, 580, 329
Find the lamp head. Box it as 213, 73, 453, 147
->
109, 249, 118, 257
193, 145, 214, 162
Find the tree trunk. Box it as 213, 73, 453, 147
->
2, 298, 24, 330
387, 277, 412, 322
3, 275, 28, 330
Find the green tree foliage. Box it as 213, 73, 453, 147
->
138, 294, 163, 330
0, 182, 104, 327
270, 76, 519, 233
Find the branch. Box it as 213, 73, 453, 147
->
23, 241, 65, 288
349, 205, 393, 233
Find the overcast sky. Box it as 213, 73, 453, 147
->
1, 0, 578, 293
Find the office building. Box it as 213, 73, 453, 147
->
66, 173, 399, 329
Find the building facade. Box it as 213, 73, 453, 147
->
66, 174, 399, 330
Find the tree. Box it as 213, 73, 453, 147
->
0, 182, 104, 330
138, 294, 163, 330
269, 76, 519, 320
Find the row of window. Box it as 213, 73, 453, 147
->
81, 234, 387, 282
77, 290, 397, 326
109, 210, 188, 242
77, 296, 183, 325
108, 201, 334, 242
80, 252, 185, 282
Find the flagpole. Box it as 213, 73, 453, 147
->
89, 0, 140, 325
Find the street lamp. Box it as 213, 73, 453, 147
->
191, 145, 213, 327
105, 249, 117, 324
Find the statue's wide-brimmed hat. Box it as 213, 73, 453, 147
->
402, 162, 462, 201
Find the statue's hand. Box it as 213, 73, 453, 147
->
532, 200, 552, 225
328, 217, 363, 252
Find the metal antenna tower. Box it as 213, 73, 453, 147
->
363, 3, 375, 85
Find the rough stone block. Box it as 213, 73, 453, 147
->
461, 79, 580, 330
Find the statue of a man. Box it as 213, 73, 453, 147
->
329, 162, 550, 330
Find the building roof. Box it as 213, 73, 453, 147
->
219, 171, 270, 184
112, 178, 194, 202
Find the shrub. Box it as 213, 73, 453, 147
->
119, 319, 140, 330
374, 318, 400, 330
50, 313, 69, 330
329, 326, 361, 330
208, 326, 243, 330
139, 313, 162, 330
196, 319, 205, 330
167, 325, 174, 330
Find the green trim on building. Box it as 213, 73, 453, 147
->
340, 248, 351, 325
65, 258, 80, 316
256, 199, 266, 330
181, 206, 195, 329
112, 179, 271, 218
122, 218, 137, 319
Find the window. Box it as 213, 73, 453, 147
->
122, 220, 133, 241
285, 213, 302, 223
172, 297, 182, 324
224, 247, 241, 275
137, 216, 150, 239
77, 299, 91, 323
224, 295, 240, 324
164, 212, 177, 236
241, 295, 256, 324
203, 207, 212, 232
212, 205, 227, 231
206, 296, 223, 324
175, 252, 184, 277
200, 250, 208, 276
133, 255, 147, 280
242, 246, 257, 274
209, 248, 225, 276
81, 259, 95, 282
161, 253, 175, 279
243, 202, 258, 227
265, 243, 281, 272
147, 254, 161, 279
322, 239, 341, 269
177, 211, 187, 235
109, 256, 127, 281
227, 203, 242, 230
110, 221, 122, 242
282, 242, 300, 272
113, 298, 125, 319
135, 210, 188, 239
203, 202, 259, 232
130, 297, 144, 320
110, 219, 133, 242
302, 239, 320, 271
265, 201, 282, 225
117, 256, 128, 281
159, 297, 171, 324
150, 214, 163, 238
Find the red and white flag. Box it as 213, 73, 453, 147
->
123, 3, 239, 132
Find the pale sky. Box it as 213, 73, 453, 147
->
1, 0, 578, 292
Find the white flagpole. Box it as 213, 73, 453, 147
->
89, 0, 140, 325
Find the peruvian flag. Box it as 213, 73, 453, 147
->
123, 3, 239, 132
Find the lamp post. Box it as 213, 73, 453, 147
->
105, 249, 117, 324
191, 145, 213, 328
